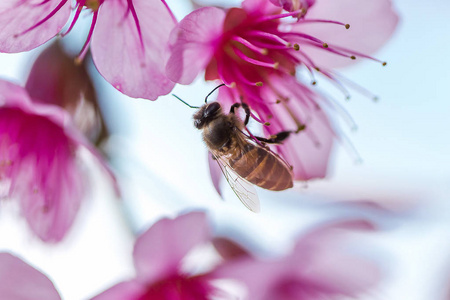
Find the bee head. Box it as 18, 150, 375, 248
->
194, 102, 222, 129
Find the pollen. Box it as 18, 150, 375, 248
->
85, 0, 101, 11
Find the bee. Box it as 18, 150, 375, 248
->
174, 84, 300, 212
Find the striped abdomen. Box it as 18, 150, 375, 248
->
229, 144, 293, 191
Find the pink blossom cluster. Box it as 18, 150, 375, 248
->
0, 0, 401, 298
0, 212, 382, 299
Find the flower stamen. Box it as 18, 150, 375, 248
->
232, 36, 268, 55
255, 9, 305, 23
245, 30, 291, 47
232, 48, 279, 69
297, 19, 351, 29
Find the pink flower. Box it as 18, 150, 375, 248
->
0, 252, 61, 300
0, 79, 116, 242
167, 0, 398, 181
0, 0, 177, 100
92, 212, 225, 300
216, 219, 380, 300
25, 41, 107, 145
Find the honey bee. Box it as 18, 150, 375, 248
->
179, 84, 299, 212
173, 84, 305, 212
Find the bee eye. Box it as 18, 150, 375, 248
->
204, 102, 221, 117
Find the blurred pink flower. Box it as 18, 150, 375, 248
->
0, 0, 177, 100
25, 42, 108, 146
216, 219, 380, 300
0, 252, 61, 300
92, 212, 226, 300
0, 79, 116, 242
167, 0, 398, 181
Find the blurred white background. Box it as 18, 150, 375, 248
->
0, 0, 449, 299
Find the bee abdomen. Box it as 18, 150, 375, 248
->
230, 145, 293, 191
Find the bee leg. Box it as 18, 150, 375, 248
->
255, 125, 306, 144
230, 102, 251, 126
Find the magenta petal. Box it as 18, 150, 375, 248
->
259, 79, 334, 180
91, 0, 177, 100
166, 7, 226, 84
242, 0, 280, 15
0, 0, 71, 53
0, 79, 116, 242
208, 151, 223, 197
91, 281, 147, 300
133, 212, 211, 282
0, 253, 61, 300
298, 0, 399, 68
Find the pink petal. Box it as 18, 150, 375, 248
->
298, 0, 399, 68
0, 107, 85, 242
91, 281, 147, 300
133, 212, 211, 283
208, 151, 223, 197
0, 79, 117, 242
215, 258, 288, 299
0, 0, 71, 53
212, 237, 250, 260
166, 7, 226, 85
291, 219, 380, 296
242, 0, 280, 15
261, 78, 334, 180
0, 253, 61, 300
91, 0, 177, 100
25, 42, 106, 145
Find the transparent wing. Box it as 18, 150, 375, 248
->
211, 152, 260, 213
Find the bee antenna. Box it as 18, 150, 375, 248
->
205, 83, 226, 103
172, 94, 200, 109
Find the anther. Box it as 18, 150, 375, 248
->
261, 48, 269, 55
273, 62, 280, 69
74, 57, 83, 65
315, 67, 320, 72
350, 55, 356, 60
296, 124, 306, 132
293, 44, 300, 51
373, 96, 379, 102
382, 62, 387, 66
276, 99, 282, 104
264, 122, 271, 126
255, 82, 263, 87
312, 81, 317, 85
322, 43, 328, 48
345, 24, 350, 29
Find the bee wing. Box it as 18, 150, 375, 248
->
211, 152, 260, 213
